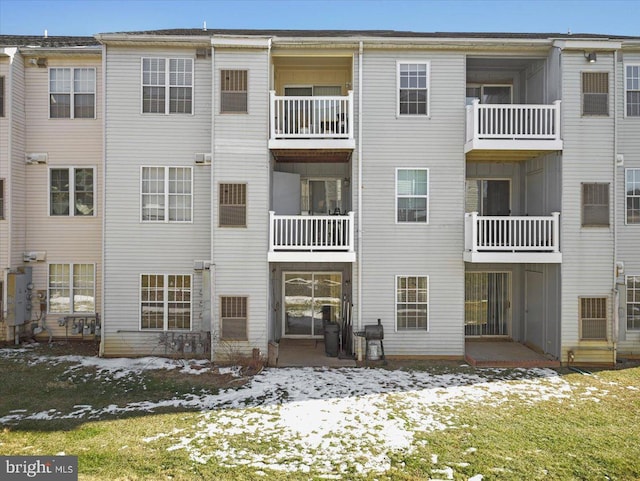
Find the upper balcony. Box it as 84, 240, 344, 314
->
464, 212, 562, 263
268, 91, 356, 159
465, 100, 563, 161
268, 211, 355, 263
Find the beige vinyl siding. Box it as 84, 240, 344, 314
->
17, 54, 104, 337
212, 47, 270, 357
359, 49, 465, 357
103, 45, 212, 356
560, 50, 616, 364
0, 57, 11, 277
615, 51, 640, 355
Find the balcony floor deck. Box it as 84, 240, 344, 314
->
275, 338, 357, 367
465, 340, 560, 368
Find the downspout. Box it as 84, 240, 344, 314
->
357, 41, 363, 357
99, 43, 107, 357
612, 49, 619, 360
210, 42, 216, 361
4, 49, 16, 325
266, 38, 274, 345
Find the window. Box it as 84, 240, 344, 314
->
220, 70, 248, 113
49, 68, 95, 118
141, 167, 192, 222
140, 274, 191, 330
582, 182, 609, 227
0, 179, 4, 219
397, 168, 428, 223
579, 297, 607, 340
219, 183, 247, 227
582, 72, 608, 116
626, 65, 640, 117
48, 263, 95, 313
220, 296, 248, 340
627, 276, 640, 330
142, 58, 193, 114
398, 62, 429, 116
0, 76, 4, 117
49, 167, 94, 216
396, 276, 428, 331
627, 169, 640, 224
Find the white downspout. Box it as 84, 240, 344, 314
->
4, 48, 17, 328
210, 43, 216, 361
612, 49, 619, 359
357, 41, 363, 358
99, 43, 107, 356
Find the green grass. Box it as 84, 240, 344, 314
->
1, 345, 640, 480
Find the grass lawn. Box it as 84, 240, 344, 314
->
1, 343, 640, 480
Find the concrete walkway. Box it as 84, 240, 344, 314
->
275, 338, 357, 367
465, 340, 561, 368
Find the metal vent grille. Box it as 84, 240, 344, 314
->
221, 70, 247, 113
220, 296, 247, 340
580, 297, 607, 340
219, 183, 246, 227
582, 72, 609, 115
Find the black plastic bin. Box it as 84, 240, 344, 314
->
324, 323, 340, 357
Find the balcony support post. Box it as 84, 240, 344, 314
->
552, 211, 560, 253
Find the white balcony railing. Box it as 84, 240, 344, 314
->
466, 99, 561, 143
269, 211, 355, 252
270, 91, 354, 140
465, 212, 560, 253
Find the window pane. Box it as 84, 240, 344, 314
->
74, 168, 94, 216
396, 276, 428, 330
219, 183, 247, 226
142, 167, 165, 221
628, 276, 640, 330
74, 93, 94, 118
168, 275, 191, 330
141, 274, 164, 329
627, 169, 640, 224
48, 264, 70, 313
583, 72, 609, 116
169, 86, 192, 114
582, 183, 609, 226
399, 63, 427, 115
50, 93, 71, 118
50, 169, 70, 215
73, 264, 95, 312
221, 70, 248, 113
143, 86, 165, 113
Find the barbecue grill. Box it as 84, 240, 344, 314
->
354, 318, 385, 361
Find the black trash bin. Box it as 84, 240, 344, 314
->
324, 323, 340, 357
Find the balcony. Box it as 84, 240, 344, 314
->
268, 91, 356, 156
268, 211, 356, 263
464, 212, 562, 263
465, 100, 563, 161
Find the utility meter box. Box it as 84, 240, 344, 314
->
6, 267, 33, 327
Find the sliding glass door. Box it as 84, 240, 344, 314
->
283, 272, 342, 337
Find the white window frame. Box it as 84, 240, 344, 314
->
140, 166, 193, 223
397, 61, 430, 117
396, 168, 429, 224
626, 168, 640, 225
0, 178, 4, 220
139, 274, 192, 331
48, 67, 96, 119
47, 263, 96, 314
624, 64, 640, 118
141, 57, 194, 115
627, 275, 640, 331
48, 167, 96, 217
395, 275, 429, 332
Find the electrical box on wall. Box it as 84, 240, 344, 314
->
6, 267, 33, 327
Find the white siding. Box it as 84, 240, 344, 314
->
359, 49, 466, 357
103, 45, 212, 356
560, 50, 616, 364
616, 51, 640, 355
211, 47, 270, 357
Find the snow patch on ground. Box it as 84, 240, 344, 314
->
0, 347, 605, 477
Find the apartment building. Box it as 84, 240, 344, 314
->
1, 30, 639, 366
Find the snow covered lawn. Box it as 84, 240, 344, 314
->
1, 345, 638, 480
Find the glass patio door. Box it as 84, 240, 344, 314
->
283, 272, 342, 338
465, 272, 511, 337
